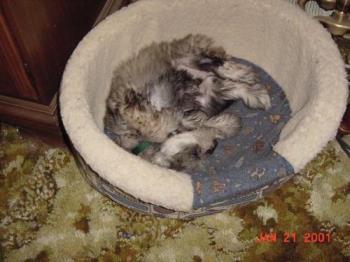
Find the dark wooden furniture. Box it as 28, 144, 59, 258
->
0, 0, 116, 141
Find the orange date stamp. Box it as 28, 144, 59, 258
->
256, 232, 332, 243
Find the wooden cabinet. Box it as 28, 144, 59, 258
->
0, 0, 119, 137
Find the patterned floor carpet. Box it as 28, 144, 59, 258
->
0, 123, 350, 261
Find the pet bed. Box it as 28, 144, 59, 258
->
60, 0, 348, 219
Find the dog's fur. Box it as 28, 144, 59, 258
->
104, 34, 271, 170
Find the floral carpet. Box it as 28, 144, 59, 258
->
0, 123, 350, 262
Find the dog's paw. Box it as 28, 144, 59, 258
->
215, 61, 257, 84
194, 139, 219, 159
151, 152, 171, 168
245, 84, 271, 110
201, 139, 218, 156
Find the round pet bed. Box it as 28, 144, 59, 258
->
60, 0, 348, 219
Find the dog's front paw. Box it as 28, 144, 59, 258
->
151, 152, 171, 168
193, 139, 219, 160
216, 61, 257, 84
198, 139, 218, 157
246, 84, 271, 110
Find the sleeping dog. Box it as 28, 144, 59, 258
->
104, 34, 271, 170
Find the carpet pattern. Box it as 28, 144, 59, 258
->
0, 123, 350, 261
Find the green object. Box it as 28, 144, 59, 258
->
132, 141, 152, 155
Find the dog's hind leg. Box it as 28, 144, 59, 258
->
215, 60, 258, 85
203, 112, 241, 138
220, 81, 271, 110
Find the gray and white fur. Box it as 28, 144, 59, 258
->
104, 34, 271, 170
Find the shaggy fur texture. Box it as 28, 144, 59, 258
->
104, 34, 271, 170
